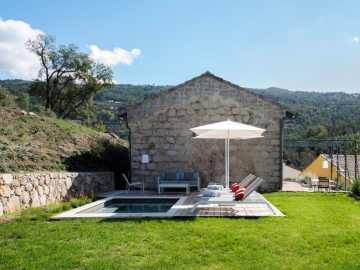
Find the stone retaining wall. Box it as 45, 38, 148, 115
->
0, 172, 114, 216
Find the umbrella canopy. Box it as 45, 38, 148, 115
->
190, 119, 266, 191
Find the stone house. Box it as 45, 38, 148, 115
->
118, 71, 295, 191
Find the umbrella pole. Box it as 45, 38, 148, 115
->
226, 131, 230, 192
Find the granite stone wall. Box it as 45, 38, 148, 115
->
0, 172, 114, 216
125, 74, 288, 191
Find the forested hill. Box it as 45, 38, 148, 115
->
2, 79, 360, 139
249, 87, 360, 133
93, 84, 172, 111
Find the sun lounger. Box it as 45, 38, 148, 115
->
238, 174, 257, 189
189, 177, 277, 215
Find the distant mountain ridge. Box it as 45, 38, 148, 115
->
2, 79, 360, 136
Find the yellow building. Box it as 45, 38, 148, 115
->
299, 154, 359, 185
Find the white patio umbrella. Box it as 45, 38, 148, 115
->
189, 119, 266, 192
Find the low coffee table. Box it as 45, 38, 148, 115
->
158, 183, 190, 194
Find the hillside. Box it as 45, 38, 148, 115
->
2, 80, 360, 172
0, 107, 129, 189
249, 87, 360, 128
2, 80, 360, 136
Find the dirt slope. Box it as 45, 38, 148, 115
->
0, 107, 129, 188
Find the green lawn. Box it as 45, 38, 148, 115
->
0, 192, 359, 269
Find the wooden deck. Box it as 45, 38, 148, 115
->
96, 189, 285, 218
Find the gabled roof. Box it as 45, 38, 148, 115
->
118, 71, 296, 117
322, 154, 359, 180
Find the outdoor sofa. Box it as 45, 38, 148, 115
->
157, 172, 201, 191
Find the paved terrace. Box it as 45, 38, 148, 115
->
95, 189, 285, 218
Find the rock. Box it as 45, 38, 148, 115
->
22, 191, 30, 204
8, 196, 21, 212
2, 174, 13, 185
40, 195, 47, 206
0, 201, 3, 216
45, 175, 50, 185
19, 176, 27, 185
39, 176, 45, 186
36, 186, 44, 197
28, 112, 36, 116
25, 182, 33, 192
65, 177, 72, 189
0, 186, 10, 197
30, 191, 40, 207
11, 179, 20, 187
14, 187, 22, 196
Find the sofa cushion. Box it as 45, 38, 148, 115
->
183, 172, 194, 181
165, 172, 176, 181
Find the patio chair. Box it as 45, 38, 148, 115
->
189, 177, 277, 215
122, 174, 144, 194
317, 177, 330, 192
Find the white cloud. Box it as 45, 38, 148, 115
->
88, 45, 141, 66
349, 37, 359, 43
0, 18, 43, 79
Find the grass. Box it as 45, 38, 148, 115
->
0, 192, 360, 269
0, 107, 128, 174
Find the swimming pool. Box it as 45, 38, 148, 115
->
52, 196, 187, 219
80, 198, 179, 214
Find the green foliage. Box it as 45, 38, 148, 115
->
351, 177, 360, 196
30, 104, 57, 118
94, 121, 106, 132
298, 171, 317, 184
25, 34, 114, 119
18, 115, 28, 122
0, 85, 16, 107
337, 181, 350, 191
15, 93, 30, 111
97, 109, 115, 121
303, 125, 328, 139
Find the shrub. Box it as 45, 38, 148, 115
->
351, 177, 360, 196
31, 105, 56, 118
337, 181, 351, 191
298, 171, 317, 185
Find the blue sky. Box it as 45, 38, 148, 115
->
0, 0, 359, 93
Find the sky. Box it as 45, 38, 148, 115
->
0, 0, 359, 93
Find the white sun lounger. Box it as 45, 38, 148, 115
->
189, 177, 277, 215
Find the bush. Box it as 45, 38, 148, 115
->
31, 105, 56, 118
298, 171, 317, 185
351, 177, 360, 196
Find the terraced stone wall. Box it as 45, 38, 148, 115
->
0, 172, 114, 216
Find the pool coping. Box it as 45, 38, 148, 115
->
52, 196, 188, 219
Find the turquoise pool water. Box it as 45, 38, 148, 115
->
79, 198, 179, 214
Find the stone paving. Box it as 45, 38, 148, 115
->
282, 181, 311, 192
96, 189, 285, 218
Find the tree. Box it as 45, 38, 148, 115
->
350, 120, 358, 134
25, 34, 114, 120
98, 109, 115, 122
0, 86, 16, 107
15, 93, 30, 111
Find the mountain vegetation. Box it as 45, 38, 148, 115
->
1, 80, 359, 171
26, 34, 114, 120
0, 105, 128, 189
